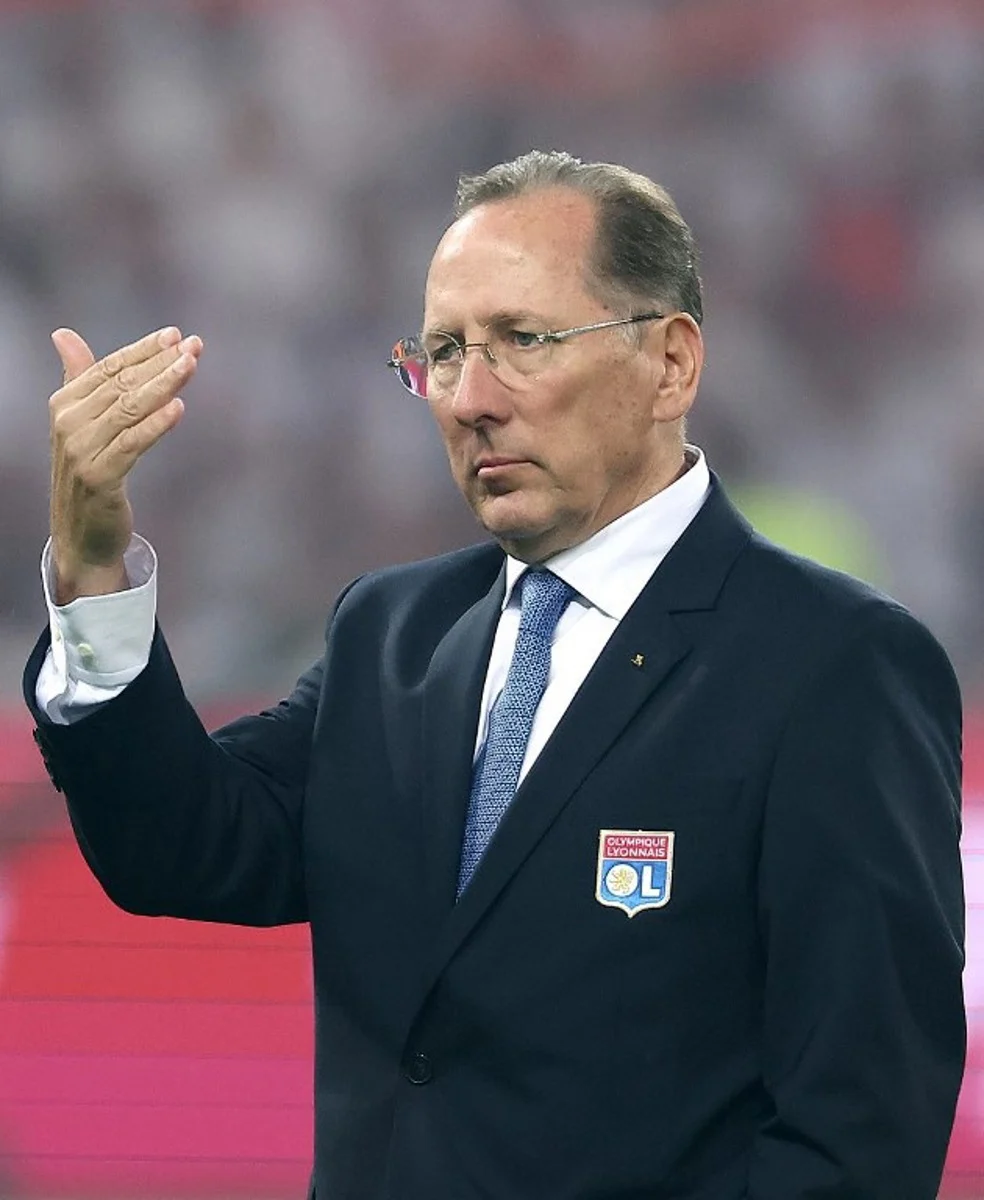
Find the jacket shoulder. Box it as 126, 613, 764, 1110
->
339, 541, 504, 611
323, 541, 503, 657
736, 530, 954, 672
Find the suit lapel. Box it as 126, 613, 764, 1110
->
420, 563, 506, 923
424, 597, 690, 985
420, 477, 753, 988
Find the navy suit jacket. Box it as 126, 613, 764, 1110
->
26, 478, 965, 1200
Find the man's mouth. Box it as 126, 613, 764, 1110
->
474, 456, 530, 476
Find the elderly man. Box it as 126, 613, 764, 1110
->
26, 151, 964, 1199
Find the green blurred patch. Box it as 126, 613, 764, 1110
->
730, 484, 886, 587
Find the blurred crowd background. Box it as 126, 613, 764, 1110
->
0, 0, 982, 703
1, 1, 983, 1196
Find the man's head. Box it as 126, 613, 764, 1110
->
421, 150, 705, 563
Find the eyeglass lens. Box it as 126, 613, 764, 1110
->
390, 339, 429, 398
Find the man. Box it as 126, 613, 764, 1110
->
25, 151, 964, 1199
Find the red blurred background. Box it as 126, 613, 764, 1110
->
0, 713, 313, 1198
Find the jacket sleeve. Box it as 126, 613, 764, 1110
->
747, 602, 965, 1199
24, 623, 323, 926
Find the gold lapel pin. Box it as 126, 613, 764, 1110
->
631, 654, 645, 668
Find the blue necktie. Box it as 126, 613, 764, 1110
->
457, 569, 575, 896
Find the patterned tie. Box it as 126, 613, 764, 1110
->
457, 569, 575, 896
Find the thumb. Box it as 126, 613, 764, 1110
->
51, 328, 96, 384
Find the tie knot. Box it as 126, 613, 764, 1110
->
518, 570, 575, 642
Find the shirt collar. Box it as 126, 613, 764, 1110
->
502, 446, 710, 619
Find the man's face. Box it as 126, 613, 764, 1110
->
423, 188, 690, 563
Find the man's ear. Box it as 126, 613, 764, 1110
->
650, 313, 703, 424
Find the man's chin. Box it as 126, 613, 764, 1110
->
472, 498, 559, 561
474, 495, 538, 537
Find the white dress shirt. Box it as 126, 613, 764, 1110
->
36, 449, 711, 768
477, 447, 709, 782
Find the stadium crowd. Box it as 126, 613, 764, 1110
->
0, 0, 982, 702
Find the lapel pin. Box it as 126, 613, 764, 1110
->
631, 653, 645, 668
596, 829, 675, 915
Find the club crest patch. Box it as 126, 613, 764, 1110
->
596, 830, 674, 916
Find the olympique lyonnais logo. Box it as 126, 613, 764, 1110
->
596, 830, 675, 916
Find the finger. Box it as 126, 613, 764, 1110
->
66, 351, 198, 471
52, 326, 184, 407
91, 395, 187, 482
57, 336, 204, 430
99, 326, 183, 380
107, 338, 202, 402
51, 328, 96, 385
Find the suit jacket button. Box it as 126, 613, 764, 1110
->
405, 1053, 433, 1085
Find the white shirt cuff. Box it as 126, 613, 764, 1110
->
36, 536, 158, 724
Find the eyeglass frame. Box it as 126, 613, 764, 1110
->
386, 310, 667, 398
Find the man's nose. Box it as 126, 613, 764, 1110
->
449, 344, 509, 425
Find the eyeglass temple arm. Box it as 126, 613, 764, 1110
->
387, 311, 667, 362
546, 311, 665, 343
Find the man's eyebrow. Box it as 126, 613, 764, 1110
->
422, 309, 550, 339
483, 308, 551, 327
420, 324, 461, 341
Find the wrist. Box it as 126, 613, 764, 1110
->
52, 558, 130, 606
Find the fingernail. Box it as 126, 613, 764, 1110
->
159, 327, 181, 347
178, 335, 200, 354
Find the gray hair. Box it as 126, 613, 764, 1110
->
454, 149, 703, 326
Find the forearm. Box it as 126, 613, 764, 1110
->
28, 627, 314, 926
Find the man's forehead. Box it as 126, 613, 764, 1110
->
436, 188, 595, 261
425, 188, 597, 315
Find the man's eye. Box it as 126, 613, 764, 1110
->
507, 330, 544, 350
429, 342, 460, 365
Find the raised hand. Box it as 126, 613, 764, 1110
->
48, 326, 203, 604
